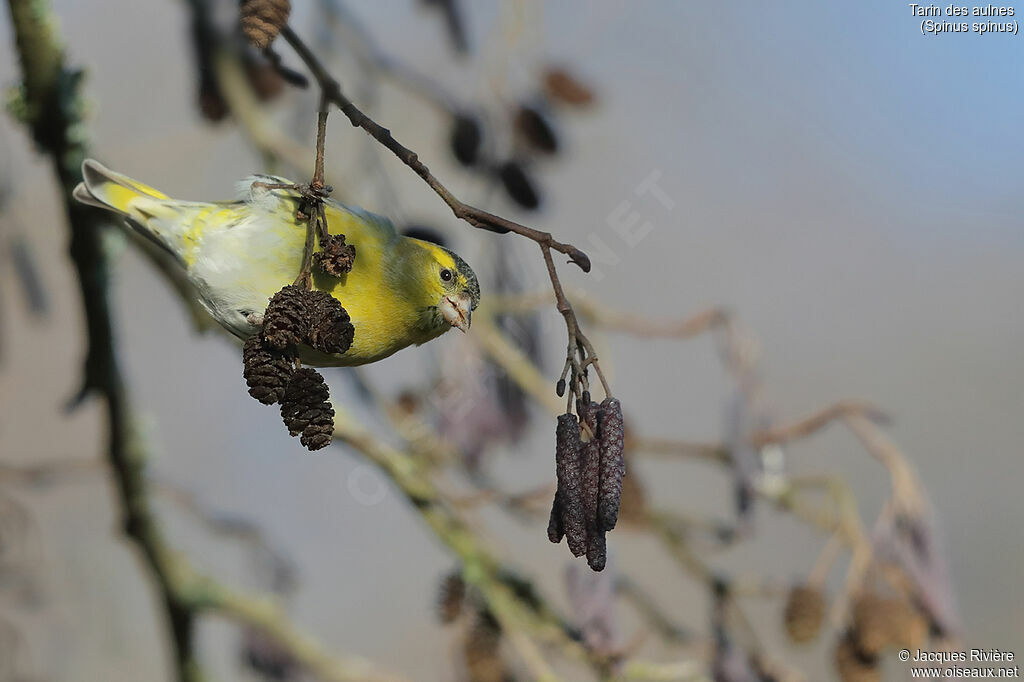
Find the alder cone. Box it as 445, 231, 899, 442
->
437, 572, 466, 624
851, 593, 928, 656
280, 368, 334, 451
450, 113, 482, 166
305, 289, 354, 355
463, 612, 504, 682
783, 584, 825, 643
262, 284, 310, 350
314, 234, 356, 277
834, 632, 880, 682
514, 104, 559, 154
240, 0, 291, 49
242, 336, 294, 405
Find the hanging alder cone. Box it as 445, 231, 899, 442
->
314, 234, 356, 278
834, 631, 880, 682
279, 368, 334, 451
304, 289, 355, 355
449, 113, 483, 167
783, 584, 826, 643
463, 611, 505, 682
497, 160, 541, 210
514, 104, 559, 154
262, 284, 312, 350
242, 336, 294, 405
437, 572, 466, 624
240, 0, 291, 50
851, 593, 928, 656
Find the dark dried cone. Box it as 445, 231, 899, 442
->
597, 397, 625, 531
543, 66, 597, 107
554, 413, 587, 557
437, 572, 466, 624
463, 612, 504, 682
498, 160, 541, 210
834, 631, 880, 682
546, 490, 564, 543
783, 584, 826, 643
242, 336, 294, 405
450, 113, 482, 166
314, 234, 356, 277
199, 87, 228, 122
514, 105, 559, 154
244, 55, 286, 102
263, 285, 311, 350
851, 593, 928, 656
280, 368, 334, 451
304, 289, 354, 355
240, 0, 291, 49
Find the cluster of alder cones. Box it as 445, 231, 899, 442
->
546, 396, 626, 571
242, 284, 354, 451
435, 572, 509, 682
783, 584, 929, 682
240, 0, 291, 50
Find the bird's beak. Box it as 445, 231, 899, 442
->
440, 293, 473, 333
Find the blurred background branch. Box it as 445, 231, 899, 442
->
2, 1, 971, 681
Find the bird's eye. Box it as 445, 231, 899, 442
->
440, 268, 453, 283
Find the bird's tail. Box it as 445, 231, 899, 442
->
74, 159, 171, 217
74, 159, 203, 262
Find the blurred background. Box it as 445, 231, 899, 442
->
1, 1, 1022, 680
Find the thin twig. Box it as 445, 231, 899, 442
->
277, 24, 609, 403
750, 401, 889, 448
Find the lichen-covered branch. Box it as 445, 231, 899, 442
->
4, 1, 203, 678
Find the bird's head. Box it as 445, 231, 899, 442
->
403, 239, 480, 336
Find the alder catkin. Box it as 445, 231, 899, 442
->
597, 397, 625, 531
242, 336, 294, 405
554, 413, 587, 557
586, 527, 607, 572
579, 400, 605, 570
240, 0, 291, 49
546, 490, 564, 544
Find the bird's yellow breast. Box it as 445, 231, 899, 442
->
308, 206, 423, 364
